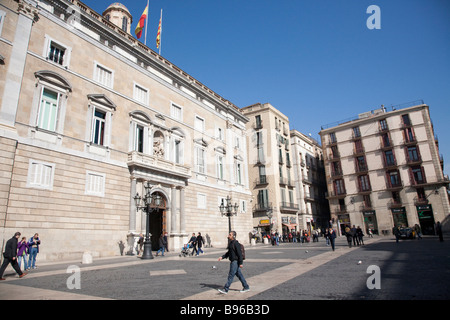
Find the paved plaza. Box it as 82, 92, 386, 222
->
0, 235, 449, 302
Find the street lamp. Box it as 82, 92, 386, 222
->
134, 181, 162, 259
219, 195, 239, 233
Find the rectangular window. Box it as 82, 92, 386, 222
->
387, 170, 401, 187
236, 162, 242, 185
195, 116, 205, 132
197, 193, 206, 209
356, 156, 368, 172
381, 133, 391, 148
402, 114, 411, 126
407, 146, 420, 162
379, 119, 388, 131
354, 139, 364, 154
353, 126, 361, 138
27, 160, 55, 190
92, 109, 106, 145
241, 200, 246, 213
255, 115, 262, 129
217, 155, 224, 180
37, 88, 59, 132
48, 41, 66, 65
358, 175, 371, 192
411, 166, 425, 184
134, 84, 149, 105
217, 127, 223, 141
257, 189, 269, 208
334, 179, 345, 195
329, 132, 337, 144
171, 103, 183, 121
404, 127, 415, 143
135, 124, 144, 153
384, 150, 396, 166
195, 147, 205, 173
94, 63, 113, 88
85, 171, 105, 197
259, 165, 266, 183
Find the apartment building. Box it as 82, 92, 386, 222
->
290, 130, 330, 231
241, 103, 299, 236
0, 0, 252, 261
319, 103, 449, 235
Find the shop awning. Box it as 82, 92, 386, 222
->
282, 223, 297, 229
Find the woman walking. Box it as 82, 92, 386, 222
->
17, 237, 29, 271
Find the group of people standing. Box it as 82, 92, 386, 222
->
343, 225, 365, 247
0, 232, 41, 280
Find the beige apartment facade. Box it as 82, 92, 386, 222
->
290, 130, 330, 232
0, 0, 252, 262
320, 103, 450, 236
242, 103, 300, 236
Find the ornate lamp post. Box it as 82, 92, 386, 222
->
219, 195, 239, 233
134, 181, 162, 259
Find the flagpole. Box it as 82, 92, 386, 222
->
144, 0, 149, 46
159, 9, 163, 55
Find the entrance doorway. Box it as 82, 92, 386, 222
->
148, 192, 167, 251
417, 204, 435, 235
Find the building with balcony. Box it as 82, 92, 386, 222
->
319, 102, 450, 236
242, 103, 300, 236
290, 130, 330, 231
0, 0, 252, 261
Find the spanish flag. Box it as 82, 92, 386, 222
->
135, 5, 148, 39
156, 13, 162, 48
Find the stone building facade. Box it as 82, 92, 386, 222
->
0, 0, 252, 261
319, 103, 449, 235
290, 130, 330, 231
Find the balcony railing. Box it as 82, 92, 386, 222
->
253, 202, 273, 212
386, 180, 403, 191
127, 151, 191, 179
254, 176, 268, 186
388, 199, 403, 209
279, 202, 299, 212
414, 196, 429, 206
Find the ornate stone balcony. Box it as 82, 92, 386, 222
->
127, 151, 191, 180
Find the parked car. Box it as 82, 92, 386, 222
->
399, 227, 414, 239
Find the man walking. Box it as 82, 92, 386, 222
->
0, 232, 27, 280
217, 231, 250, 294
196, 232, 205, 256
328, 228, 337, 251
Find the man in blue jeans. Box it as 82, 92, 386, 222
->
217, 231, 250, 294
28, 233, 41, 269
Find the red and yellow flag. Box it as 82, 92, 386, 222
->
135, 5, 148, 39
156, 15, 162, 48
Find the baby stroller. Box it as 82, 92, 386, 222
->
179, 243, 191, 257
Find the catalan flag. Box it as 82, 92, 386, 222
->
156, 10, 162, 50
135, 5, 148, 39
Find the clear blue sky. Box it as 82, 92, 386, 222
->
86, 0, 450, 175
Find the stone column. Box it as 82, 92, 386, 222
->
127, 177, 138, 255
180, 187, 186, 234
0, 3, 39, 127
171, 186, 177, 233
129, 177, 137, 233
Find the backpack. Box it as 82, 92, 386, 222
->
234, 241, 245, 260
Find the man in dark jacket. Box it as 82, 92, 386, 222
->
0, 232, 27, 280
217, 231, 250, 294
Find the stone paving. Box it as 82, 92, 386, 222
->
0, 235, 448, 302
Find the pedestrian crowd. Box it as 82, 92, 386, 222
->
0, 232, 41, 280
